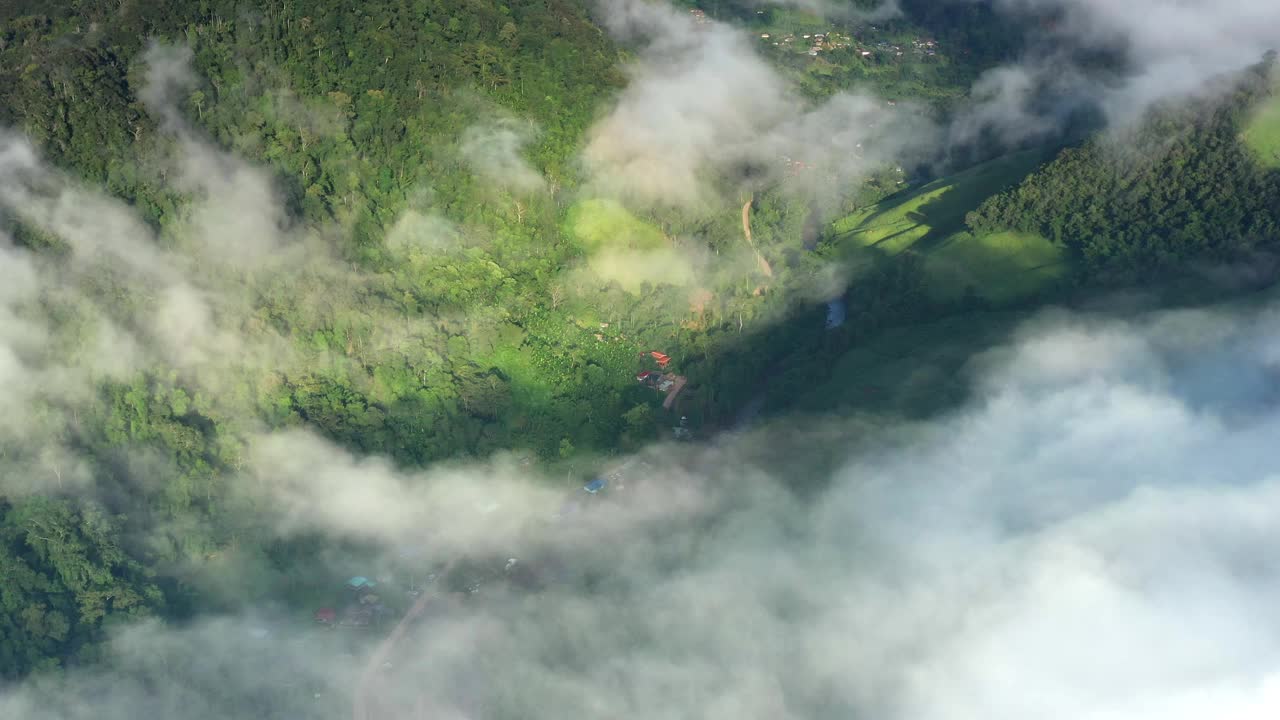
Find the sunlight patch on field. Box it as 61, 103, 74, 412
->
826, 151, 1066, 304
1243, 93, 1280, 169
566, 199, 692, 292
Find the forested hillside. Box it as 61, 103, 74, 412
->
0, 0, 1278, 689
0, 0, 877, 679
966, 59, 1280, 279
0, 0, 632, 679
0, 0, 621, 233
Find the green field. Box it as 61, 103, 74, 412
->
923, 230, 1068, 304
1244, 91, 1280, 168
791, 311, 1027, 417
566, 198, 668, 252
824, 151, 1069, 303
566, 199, 693, 292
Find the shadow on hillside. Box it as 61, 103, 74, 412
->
829, 149, 1051, 256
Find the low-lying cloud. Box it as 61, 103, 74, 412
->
584, 0, 936, 212
5, 8, 1280, 718
459, 117, 547, 194
954, 0, 1280, 145
1015, 0, 1278, 112
0, 45, 458, 498
586, 0, 1278, 204
8, 296, 1280, 717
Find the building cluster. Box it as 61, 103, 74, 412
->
313, 576, 393, 630
760, 28, 941, 61
763, 30, 851, 56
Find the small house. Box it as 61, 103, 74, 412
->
347, 576, 377, 590
584, 477, 607, 494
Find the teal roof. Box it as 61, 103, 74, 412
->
347, 576, 372, 587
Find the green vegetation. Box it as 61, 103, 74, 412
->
824, 150, 1066, 303
0, 0, 1278, 689
924, 231, 1066, 304
691, 0, 1023, 108
967, 62, 1280, 279
792, 310, 1025, 417
1243, 84, 1280, 168
566, 199, 695, 291
568, 199, 670, 253
0, 496, 164, 677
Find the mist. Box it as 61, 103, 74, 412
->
459, 117, 548, 194
6, 291, 1280, 716
1009, 0, 1279, 114
583, 0, 936, 214
0, 44, 464, 498
950, 0, 1280, 148
3, 3, 1280, 718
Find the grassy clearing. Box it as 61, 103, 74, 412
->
825, 150, 1069, 303
566, 199, 692, 292
488, 345, 553, 409
566, 199, 667, 252
1243, 92, 1280, 169
924, 230, 1068, 303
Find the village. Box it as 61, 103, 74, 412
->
760, 26, 940, 61
303, 451, 650, 718
300, 446, 671, 714
686, 10, 942, 186
684, 7, 943, 63
304, 350, 691, 630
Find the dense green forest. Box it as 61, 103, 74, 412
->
966, 59, 1280, 279
0, 0, 1278, 686
0, 0, 838, 678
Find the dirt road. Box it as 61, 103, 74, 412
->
741, 200, 773, 277
353, 577, 447, 720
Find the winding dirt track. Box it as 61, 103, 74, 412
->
354, 571, 450, 720
741, 200, 774, 277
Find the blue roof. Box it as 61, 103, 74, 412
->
347, 576, 374, 588
825, 299, 846, 329
584, 477, 607, 493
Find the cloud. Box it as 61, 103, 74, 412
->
946, 60, 1093, 149
8, 295, 1280, 717
0, 44, 447, 495
459, 117, 547, 193
583, 0, 936, 211
383, 209, 461, 256
955, 0, 1280, 143
139, 43, 299, 267
0, 130, 284, 383
0, 239, 112, 471
0, 615, 351, 720
137, 43, 200, 131
1018, 0, 1278, 114
240, 429, 714, 558
7, 18, 1280, 720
